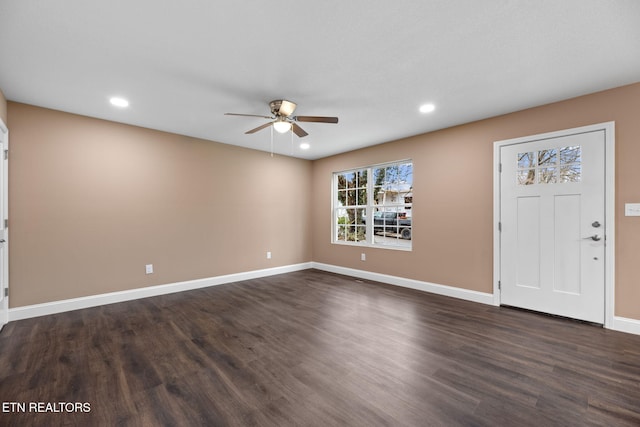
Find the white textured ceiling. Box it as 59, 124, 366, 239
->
1, 1, 639, 159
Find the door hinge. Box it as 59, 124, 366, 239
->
4, 219, 7, 229
3, 150, 7, 160
4, 288, 7, 297
498, 280, 501, 290
499, 163, 502, 173
498, 222, 502, 232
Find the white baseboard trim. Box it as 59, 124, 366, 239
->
311, 263, 640, 336
612, 316, 640, 336
10, 261, 640, 337
9, 262, 313, 321
311, 262, 495, 306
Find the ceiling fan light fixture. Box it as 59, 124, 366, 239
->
273, 120, 292, 133
278, 100, 297, 117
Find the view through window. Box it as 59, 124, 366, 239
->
334, 160, 413, 249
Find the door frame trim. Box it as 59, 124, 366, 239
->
493, 122, 615, 328
0, 118, 8, 330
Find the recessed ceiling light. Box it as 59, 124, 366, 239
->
419, 103, 435, 113
110, 97, 129, 108
300, 143, 310, 150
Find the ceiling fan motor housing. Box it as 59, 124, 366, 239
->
270, 100, 297, 117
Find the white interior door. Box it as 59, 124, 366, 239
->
499, 129, 606, 323
0, 119, 7, 330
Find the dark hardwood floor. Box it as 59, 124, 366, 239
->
1, 269, 639, 426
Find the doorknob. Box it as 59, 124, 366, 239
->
584, 235, 601, 241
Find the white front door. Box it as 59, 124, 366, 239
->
0, 120, 7, 330
499, 127, 606, 323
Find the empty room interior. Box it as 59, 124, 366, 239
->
1, 1, 640, 426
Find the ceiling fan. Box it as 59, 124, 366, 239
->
225, 100, 338, 137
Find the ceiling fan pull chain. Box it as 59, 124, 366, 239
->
270, 125, 274, 157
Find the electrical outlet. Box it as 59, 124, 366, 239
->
145, 264, 153, 274
361, 253, 366, 261
266, 251, 272, 259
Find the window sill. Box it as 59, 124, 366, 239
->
331, 240, 412, 252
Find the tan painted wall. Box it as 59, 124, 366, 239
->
7, 102, 312, 307
0, 88, 7, 124
7, 82, 640, 321
312, 82, 640, 320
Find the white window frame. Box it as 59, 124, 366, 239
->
332, 160, 413, 251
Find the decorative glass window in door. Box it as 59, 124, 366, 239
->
517, 146, 581, 185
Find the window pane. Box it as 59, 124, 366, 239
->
560, 164, 581, 182
560, 146, 581, 164
358, 170, 368, 187
345, 171, 356, 188
400, 225, 411, 240
373, 167, 385, 187
518, 152, 535, 169
386, 165, 399, 186
347, 190, 356, 206
373, 185, 383, 205
356, 208, 366, 225
539, 167, 557, 184
356, 188, 367, 206
346, 208, 357, 224
337, 174, 347, 190
337, 189, 347, 206
353, 226, 366, 242
538, 149, 557, 166
336, 210, 348, 224
398, 163, 413, 184
517, 169, 535, 185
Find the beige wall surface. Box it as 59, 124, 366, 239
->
312, 82, 640, 320
6, 82, 640, 321
8, 102, 312, 307
0, 88, 6, 124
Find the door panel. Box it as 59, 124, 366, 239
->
554, 194, 581, 294
516, 196, 540, 288
500, 130, 605, 323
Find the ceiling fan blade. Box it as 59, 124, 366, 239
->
225, 112, 273, 119
291, 123, 308, 137
294, 116, 339, 124
245, 122, 273, 134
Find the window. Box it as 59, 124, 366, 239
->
333, 160, 413, 249
517, 146, 581, 185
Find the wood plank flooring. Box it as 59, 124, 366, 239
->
1, 269, 640, 426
